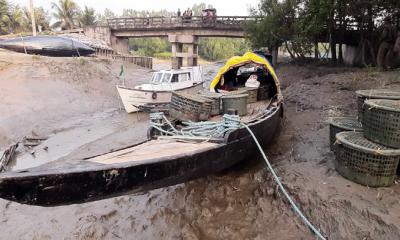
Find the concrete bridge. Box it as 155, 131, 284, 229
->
83, 16, 377, 68
84, 16, 258, 69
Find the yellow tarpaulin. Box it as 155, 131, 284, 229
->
209, 52, 283, 101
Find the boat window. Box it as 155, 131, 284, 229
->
152, 73, 163, 83
161, 73, 171, 83
178, 73, 190, 82
171, 74, 179, 83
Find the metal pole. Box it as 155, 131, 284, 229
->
29, 0, 37, 36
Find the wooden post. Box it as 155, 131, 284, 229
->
29, 0, 37, 36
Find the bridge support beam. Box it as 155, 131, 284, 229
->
169, 35, 198, 69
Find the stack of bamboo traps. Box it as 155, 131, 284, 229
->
329, 89, 400, 187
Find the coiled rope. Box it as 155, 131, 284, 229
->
149, 112, 242, 139
149, 111, 326, 239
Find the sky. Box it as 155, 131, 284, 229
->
11, 0, 259, 16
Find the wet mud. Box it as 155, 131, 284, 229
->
1, 50, 400, 239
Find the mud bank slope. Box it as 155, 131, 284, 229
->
0, 49, 151, 148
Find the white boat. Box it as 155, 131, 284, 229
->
117, 66, 204, 113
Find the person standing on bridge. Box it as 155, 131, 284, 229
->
177, 8, 181, 17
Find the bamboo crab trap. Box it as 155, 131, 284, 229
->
170, 92, 212, 122
362, 99, 400, 148
200, 92, 222, 116
356, 89, 400, 122
329, 117, 363, 151
335, 131, 400, 187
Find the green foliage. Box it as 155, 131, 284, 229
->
0, 0, 11, 34
246, 0, 400, 60
51, 0, 80, 30
191, 3, 214, 15
129, 37, 250, 61
97, 8, 116, 26
199, 38, 251, 60
0, 0, 50, 34
79, 6, 96, 26
245, 0, 303, 54
153, 52, 172, 59
129, 38, 171, 56
22, 6, 51, 32
121, 9, 175, 18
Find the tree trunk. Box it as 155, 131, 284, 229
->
314, 40, 319, 59
338, 43, 343, 64
330, 35, 337, 63
29, 0, 37, 36
329, 0, 336, 63
284, 41, 295, 59
272, 45, 278, 66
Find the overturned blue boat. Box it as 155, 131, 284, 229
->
0, 35, 95, 57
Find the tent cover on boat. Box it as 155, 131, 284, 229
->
209, 51, 283, 101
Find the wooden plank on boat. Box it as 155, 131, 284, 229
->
88, 139, 219, 165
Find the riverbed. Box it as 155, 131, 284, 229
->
1, 50, 400, 239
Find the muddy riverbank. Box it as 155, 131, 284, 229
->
1, 50, 400, 239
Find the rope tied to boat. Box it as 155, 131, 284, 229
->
149, 112, 242, 139
149, 111, 326, 239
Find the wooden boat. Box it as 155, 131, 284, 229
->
0, 36, 95, 57
116, 66, 204, 113
0, 52, 283, 206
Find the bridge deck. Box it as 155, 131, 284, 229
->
108, 16, 259, 31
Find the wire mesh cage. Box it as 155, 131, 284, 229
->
356, 89, 400, 122
170, 92, 212, 122
362, 99, 400, 148
335, 131, 400, 187
200, 92, 222, 116
329, 117, 363, 151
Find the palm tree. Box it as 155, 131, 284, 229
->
7, 5, 23, 33
51, 0, 79, 30
79, 5, 96, 26
22, 6, 50, 32
0, 0, 11, 34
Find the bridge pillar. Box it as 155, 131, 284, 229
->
168, 35, 198, 69
110, 35, 129, 55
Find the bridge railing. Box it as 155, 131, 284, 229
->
107, 16, 260, 30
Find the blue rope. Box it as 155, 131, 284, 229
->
239, 120, 327, 240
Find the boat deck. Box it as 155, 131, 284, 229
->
89, 99, 274, 166
89, 140, 219, 165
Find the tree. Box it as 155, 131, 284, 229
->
0, 0, 10, 34
79, 5, 96, 26
199, 38, 251, 60
191, 3, 214, 15
245, 0, 303, 64
22, 6, 50, 32
97, 8, 116, 26
51, 0, 80, 30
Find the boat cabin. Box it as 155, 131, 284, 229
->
135, 66, 203, 91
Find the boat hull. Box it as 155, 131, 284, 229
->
0, 105, 283, 206
0, 36, 95, 57
116, 83, 204, 113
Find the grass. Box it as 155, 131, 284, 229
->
153, 52, 172, 60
